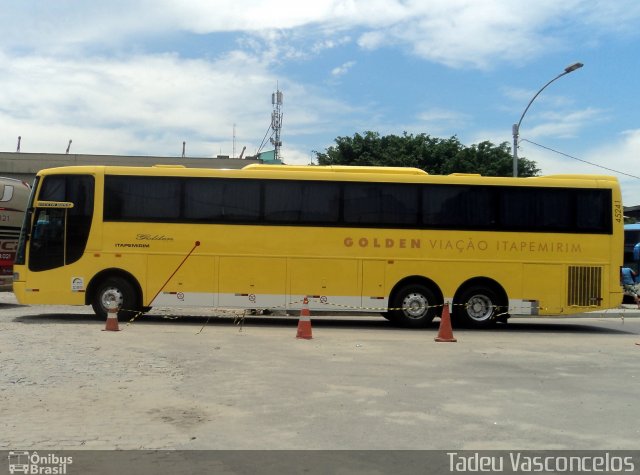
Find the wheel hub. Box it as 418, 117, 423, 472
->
402, 292, 428, 318
101, 288, 123, 310
467, 295, 493, 321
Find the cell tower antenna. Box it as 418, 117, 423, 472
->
270, 84, 283, 161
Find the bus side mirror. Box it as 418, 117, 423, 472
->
34, 201, 74, 209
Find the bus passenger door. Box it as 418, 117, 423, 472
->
29, 207, 66, 271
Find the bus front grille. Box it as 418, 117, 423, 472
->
567, 266, 602, 307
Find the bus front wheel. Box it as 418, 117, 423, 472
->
389, 284, 439, 328
91, 277, 140, 321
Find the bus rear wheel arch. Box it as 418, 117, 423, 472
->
453, 280, 508, 328
89, 274, 143, 321
389, 280, 443, 328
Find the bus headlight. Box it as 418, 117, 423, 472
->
13, 272, 19, 281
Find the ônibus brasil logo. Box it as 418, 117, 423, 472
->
7, 451, 73, 474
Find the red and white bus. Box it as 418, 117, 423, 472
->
0, 177, 31, 289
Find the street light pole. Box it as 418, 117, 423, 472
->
512, 62, 583, 177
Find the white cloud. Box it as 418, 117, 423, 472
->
5, 1, 640, 68
584, 130, 640, 206
2, 0, 639, 175
518, 129, 640, 205
0, 46, 363, 159
331, 61, 356, 77
0, 50, 276, 156
523, 107, 606, 140
312, 36, 353, 54
417, 108, 469, 125
575, 0, 640, 34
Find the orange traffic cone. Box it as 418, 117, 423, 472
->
435, 303, 456, 342
103, 304, 121, 332
296, 296, 313, 339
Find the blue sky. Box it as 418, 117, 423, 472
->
2, 1, 640, 204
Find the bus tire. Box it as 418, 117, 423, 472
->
91, 276, 140, 321
389, 283, 439, 328
453, 285, 503, 328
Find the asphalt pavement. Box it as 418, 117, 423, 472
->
1, 290, 639, 455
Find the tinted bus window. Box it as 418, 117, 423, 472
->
423, 185, 495, 228
500, 187, 572, 231
214, 179, 260, 222
183, 178, 261, 222
344, 183, 419, 226
105, 176, 181, 221
576, 189, 611, 232
264, 181, 340, 224
103, 175, 612, 234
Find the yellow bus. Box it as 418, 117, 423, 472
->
12, 164, 623, 328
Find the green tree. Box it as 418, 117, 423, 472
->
314, 131, 540, 177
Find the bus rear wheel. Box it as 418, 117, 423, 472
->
453, 285, 504, 328
91, 276, 140, 321
389, 283, 440, 328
